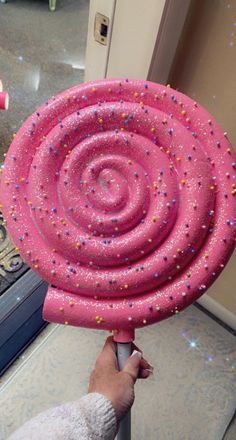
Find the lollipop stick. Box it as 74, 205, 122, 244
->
116, 342, 132, 440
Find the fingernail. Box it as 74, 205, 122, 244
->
131, 350, 142, 359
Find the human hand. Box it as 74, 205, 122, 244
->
88, 336, 153, 423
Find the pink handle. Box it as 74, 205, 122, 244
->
0, 92, 9, 110
113, 329, 135, 343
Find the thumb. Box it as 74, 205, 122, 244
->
122, 350, 142, 383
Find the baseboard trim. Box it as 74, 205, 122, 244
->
197, 294, 236, 332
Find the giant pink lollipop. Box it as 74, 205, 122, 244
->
1, 78, 235, 344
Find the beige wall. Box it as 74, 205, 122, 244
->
168, 0, 236, 314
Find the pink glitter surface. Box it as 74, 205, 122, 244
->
0, 78, 235, 341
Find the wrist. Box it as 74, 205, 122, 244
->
86, 393, 118, 438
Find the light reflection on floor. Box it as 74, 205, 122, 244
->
0, 0, 89, 160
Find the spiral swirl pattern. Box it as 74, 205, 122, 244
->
1, 79, 235, 336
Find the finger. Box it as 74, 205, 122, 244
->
96, 336, 118, 371
140, 357, 154, 371
138, 368, 153, 379
123, 350, 142, 383
131, 343, 153, 371
103, 335, 117, 355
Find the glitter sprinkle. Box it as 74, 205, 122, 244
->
95, 315, 103, 324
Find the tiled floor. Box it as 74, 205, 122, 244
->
0, 0, 89, 161
0, 305, 235, 440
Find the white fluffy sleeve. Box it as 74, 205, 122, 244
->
7, 393, 117, 440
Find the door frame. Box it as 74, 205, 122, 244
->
85, 0, 191, 83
